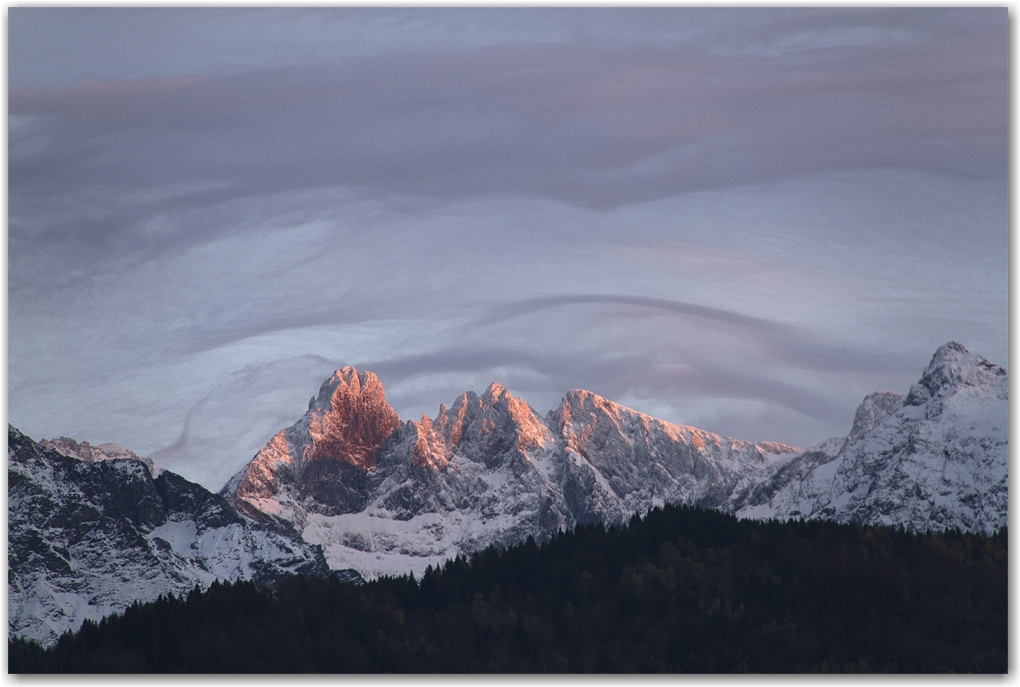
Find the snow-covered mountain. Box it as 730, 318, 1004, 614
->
8, 425, 330, 647
222, 342, 1007, 580
733, 342, 1008, 533
220, 367, 800, 579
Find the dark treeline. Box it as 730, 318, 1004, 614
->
10, 505, 1007, 673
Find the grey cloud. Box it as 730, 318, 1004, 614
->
9, 8, 1006, 265
480, 294, 794, 335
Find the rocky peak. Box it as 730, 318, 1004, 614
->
223, 366, 401, 522
736, 343, 1008, 534
551, 388, 647, 437
39, 436, 162, 478
846, 391, 903, 445
484, 383, 549, 451
410, 414, 451, 470
310, 367, 386, 411
423, 383, 551, 464
376, 383, 547, 474
551, 388, 661, 463
919, 342, 1006, 395
481, 382, 509, 404
904, 342, 1007, 410
561, 388, 603, 410
306, 366, 401, 469
429, 391, 477, 450
553, 389, 602, 424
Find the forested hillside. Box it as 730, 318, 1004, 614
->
10, 505, 1006, 673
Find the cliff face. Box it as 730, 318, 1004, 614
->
224, 367, 399, 522
305, 368, 401, 469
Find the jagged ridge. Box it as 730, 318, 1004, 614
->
222, 367, 800, 579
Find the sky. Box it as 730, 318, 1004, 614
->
8, 8, 1008, 491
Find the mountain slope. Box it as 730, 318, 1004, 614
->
8, 426, 330, 647
221, 368, 799, 579
734, 342, 1008, 533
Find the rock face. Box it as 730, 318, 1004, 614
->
733, 342, 1008, 534
221, 367, 800, 579
8, 426, 329, 648
224, 368, 401, 524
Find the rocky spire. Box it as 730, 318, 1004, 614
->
305, 367, 401, 469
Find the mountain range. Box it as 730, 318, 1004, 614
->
8, 341, 1007, 646
219, 369, 799, 579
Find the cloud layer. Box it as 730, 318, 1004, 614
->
8, 8, 1007, 489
